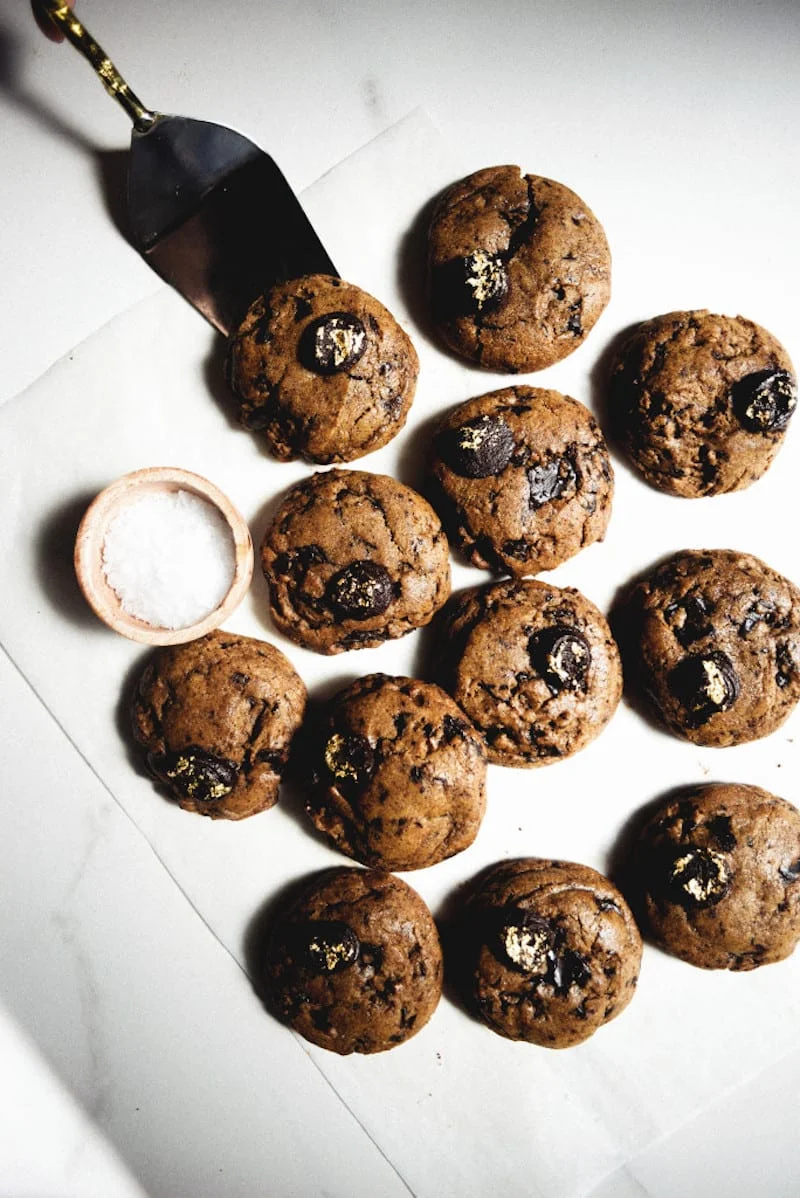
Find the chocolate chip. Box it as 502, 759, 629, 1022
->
299, 311, 367, 375
529, 626, 591, 695
663, 846, 730, 909
527, 455, 577, 509
664, 593, 714, 647
148, 746, 238, 802
431, 251, 509, 319
739, 599, 776, 637
325, 561, 394, 620
732, 369, 797, 433
290, 920, 360, 974
323, 732, 375, 792
437, 415, 515, 478
707, 814, 737, 852
668, 650, 739, 727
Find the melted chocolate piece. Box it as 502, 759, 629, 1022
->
299, 311, 367, 375
732, 369, 797, 433
496, 908, 591, 995
326, 561, 394, 620
706, 814, 737, 852
663, 846, 730, 909
148, 746, 238, 802
431, 251, 509, 319
323, 732, 376, 793
437, 414, 515, 478
529, 626, 591, 695
527, 455, 577, 509
668, 650, 739, 727
290, 920, 360, 974
664, 593, 713, 647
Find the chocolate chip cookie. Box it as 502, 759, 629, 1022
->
609, 310, 797, 496
263, 867, 443, 1054
624, 549, 800, 746
455, 859, 642, 1048
261, 469, 451, 654
307, 674, 487, 870
633, 783, 800, 970
437, 579, 622, 767
429, 386, 613, 575
131, 630, 306, 820
227, 274, 418, 463
427, 166, 611, 372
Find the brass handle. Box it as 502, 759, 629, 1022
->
35, 1, 158, 132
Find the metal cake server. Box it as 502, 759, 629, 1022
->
37, 0, 337, 335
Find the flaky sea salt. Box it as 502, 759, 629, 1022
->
102, 489, 236, 629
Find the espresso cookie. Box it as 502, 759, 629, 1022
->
427, 166, 611, 372
609, 310, 797, 496
227, 274, 418, 463
131, 630, 306, 820
626, 549, 800, 746
264, 868, 443, 1054
438, 579, 621, 767
456, 859, 642, 1048
308, 674, 487, 871
261, 469, 451, 654
429, 386, 613, 575
634, 783, 800, 970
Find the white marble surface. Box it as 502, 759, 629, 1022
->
2, 2, 800, 1196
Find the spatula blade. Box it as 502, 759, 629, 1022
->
127, 116, 337, 336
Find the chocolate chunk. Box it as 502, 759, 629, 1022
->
496, 908, 590, 994
437, 415, 515, 478
779, 859, 800, 884
663, 846, 730, 909
291, 920, 360, 974
739, 598, 776, 637
707, 814, 737, 852
431, 251, 509, 319
323, 732, 375, 792
299, 311, 367, 375
664, 593, 713, 647
529, 626, 591, 694
148, 746, 238, 802
527, 455, 577, 509
776, 642, 795, 689
732, 369, 797, 433
668, 650, 739, 726
325, 561, 394, 620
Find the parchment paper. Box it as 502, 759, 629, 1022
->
2, 110, 799, 1198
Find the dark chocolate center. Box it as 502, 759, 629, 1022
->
437, 414, 515, 478
291, 920, 361, 974
529, 625, 591, 694
148, 746, 239, 802
325, 560, 394, 621
668, 650, 739, 727
496, 908, 591, 994
299, 311, 367, 375
731, 369, 797, 433
323, 732, 376, 793
431, 251, 509, 319
663, 846, 730, 909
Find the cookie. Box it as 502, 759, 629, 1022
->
307, 674, 487, 870
609, 310, 797, 496
633, 783, 800, 970
437, 579, 622, 767
624, 549, 800, 746
131, 630, 306, 820
263, 868, 443, 1054
261, 469, 451, 654
429, 385, 613, 575
427, 166, 611, 372
455, 859, 642, 1048
227, 274, 418, 463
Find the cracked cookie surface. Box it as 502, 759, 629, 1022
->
634, 783, 800, 970
261, 469, 451, 654
625, 549, 800, 746
609, 310, 797, 496
427, 166, 611, 372
307, 674, 487, 870
429, 385, 613, 575
264, 867, 443, 1054
131, 630, 306, 820
227, 274, 418, 463
437, 579, 622, 767
457, 858, 641, 1047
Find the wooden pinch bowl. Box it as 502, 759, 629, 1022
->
74, 466, 254, 645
